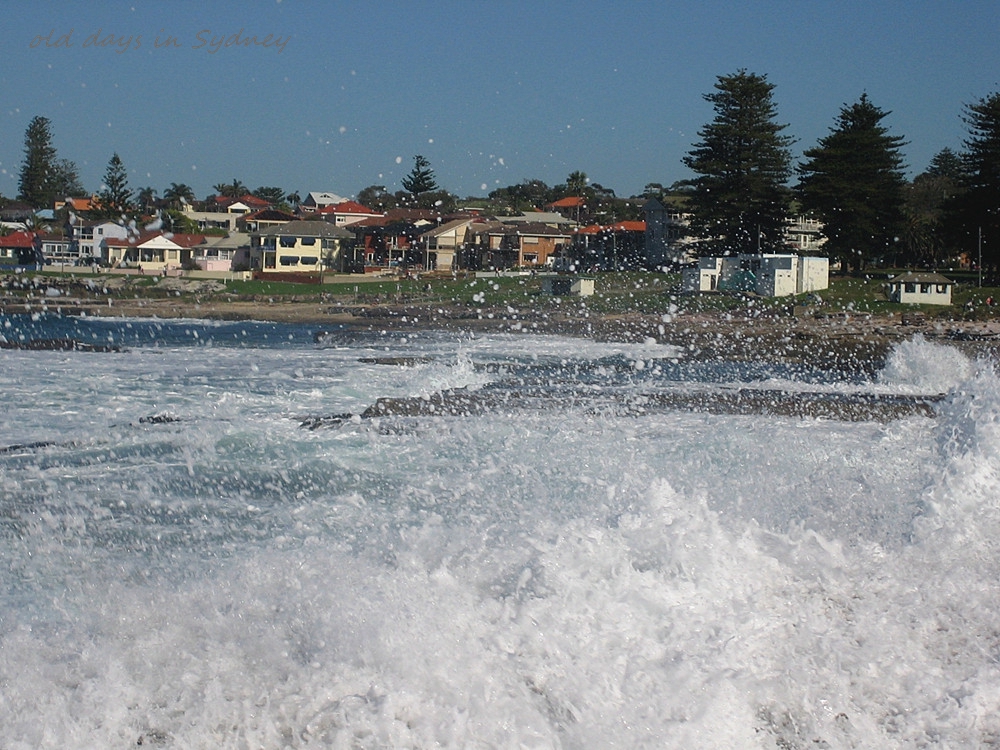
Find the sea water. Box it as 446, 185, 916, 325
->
1, 315, 998, 747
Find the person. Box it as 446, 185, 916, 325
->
987, 296, 994, 306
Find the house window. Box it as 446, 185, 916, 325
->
920, 284, 931, 294
904, 283, 916, 294
279, 256, 299, 265
936, 284, 948, 293
301, 237, 316, 246
300, 256, 318, 265
279, 236, 296, 248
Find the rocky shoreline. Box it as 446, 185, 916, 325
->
3, 292, 1000, 372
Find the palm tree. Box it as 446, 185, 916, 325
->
213, 179, 247, 198
163, 182, 195, 209
137, 186, 158, 213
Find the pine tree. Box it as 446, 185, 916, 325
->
401, 155, 438, 198
797, 94, 907, 273
682, 70, 794, 254
953, 91, 1000, 274
18, 116, 58, 209
96, 153, 134, 219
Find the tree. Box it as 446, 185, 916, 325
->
953, 91, 1000, 274
797, 94, 907, 272
683, 70, 794, 254
357, 185, 395, 211
213, 179, 247, 198
251, 186, 286, 205
49, 158, 86, 199
401, 155, 438, 197
901, 148, 965, 268
95, 152, 134, 218
136, 186, 158, 213
18, 116, 59, 209
163, 182, 195, 209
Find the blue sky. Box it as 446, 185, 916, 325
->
3, 1, 999, 203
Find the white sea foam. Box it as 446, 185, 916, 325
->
1, 325, 999, 746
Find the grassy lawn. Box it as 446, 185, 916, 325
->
10, 268, 1000, 321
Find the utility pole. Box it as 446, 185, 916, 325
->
979, 226, 983, 288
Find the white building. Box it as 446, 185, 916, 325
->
885, 272, 953, 306
682, 254, 829, 297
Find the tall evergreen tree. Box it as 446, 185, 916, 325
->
401, 155, 438, 198
797, 94, 907, 273
682, 70, 794, 254
18, 116, 59, 209
49, 158, 87, 199
95, 153, 134, 219
901, 148, 966, 268
953, 91, 1000, 274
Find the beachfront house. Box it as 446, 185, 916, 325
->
104, 231, 208, 272
885, 272, 954, 306
417, 218, 475, 272
250, 220, 353, 275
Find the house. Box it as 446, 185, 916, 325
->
37, 232, 74, 265
251, 220, 353, 274
682, 254, 829, 297
104, 231, 208, 271
547, 196, 586, 223
885, 272, 953, 306
477, 222, 573, 269
570, 222, 647, 271
299, 192, 347, 213
0, 231, 44, 267
417, 218, 475, 271
347, 217, 423, 271
193, 232, 251, 272
498, 211, 576, 229
641, 198, 694, 268
54, 196, 98, 214
316, 200, 381, 227
210, 194, 271, 214
236, 209, 297, 234
65, 219, 131, 263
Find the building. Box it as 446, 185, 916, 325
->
0, 231, 44, 267
193, 232, 251, 271
885, 272, 953, 306
682, 254, 829, 297
251, 220, 353, 274
104, 231, 208, 271
417, 218, 475, 272
65, 219, 131, 263
299, 192, 347, 213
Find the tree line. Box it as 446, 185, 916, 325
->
7, 73, 1000, 275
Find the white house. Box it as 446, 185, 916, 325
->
682, 254, 829, 297
886, 272, 954, 306
299, 192, 347, 213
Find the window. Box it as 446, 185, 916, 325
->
936, 284, 948, 293
920, 284, 931, 294
300, 237, 316, 246
904, 283, 916, 294
300, 256, 318, 265
279, 236, 296, 248
279, 255, 299, 265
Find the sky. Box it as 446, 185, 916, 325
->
2, 1, 999, 204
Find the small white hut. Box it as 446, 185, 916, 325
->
885, 272, 953, 306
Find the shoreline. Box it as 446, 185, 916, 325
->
3, 295, 1000, 372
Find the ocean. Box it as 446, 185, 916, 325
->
1, 314, 998, 747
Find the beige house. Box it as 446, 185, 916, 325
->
104, 231, 208, 271
418, 218, 474, 271
251, 220, 353, 273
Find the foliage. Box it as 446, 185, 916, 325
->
900, 149, 964, 268
213, 179, 248, 198
50, 158, 87, 199
949, 91, 1000, 273
94, 153, 134, 219
252, 186, 286, 205
163, 182, 195, 209
797, 94, 907, 273
683, 70, 795, 254
401, 155, 438, 196
18, 116, 60, 209
357, 185, 396, 211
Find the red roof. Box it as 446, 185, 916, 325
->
0, 230, 37, 248
549, 196, 586, 208
574, 221, 646, 234
317, 200, 375, 215
105, 231, 207, 248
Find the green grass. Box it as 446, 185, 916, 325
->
10, 268, 1000, 321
